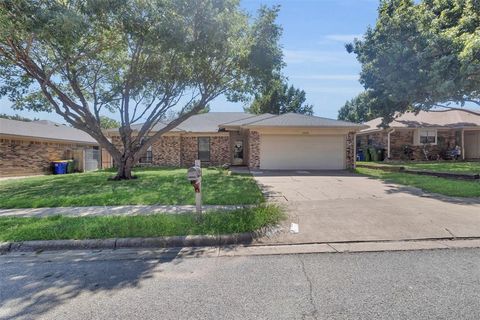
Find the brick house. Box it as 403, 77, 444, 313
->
357, 109, 480, 160
0, 118, 110, 177
106, 112, 365, 170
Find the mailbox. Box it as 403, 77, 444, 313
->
187, 166, 202, 182
187, 166, 202, 193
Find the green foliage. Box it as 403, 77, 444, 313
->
0, 167, 264, 208
356, 167, 480, 197
246, 77, 314, 115
337, 91, 380, 123
99, 116, 120, 129
0, 113, 38, 122
0, 204, 284, 241
358, 161, 480, 174
0, 0, 284, 178
348, 0, 480, 123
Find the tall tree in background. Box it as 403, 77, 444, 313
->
346, 0, 480, 124
0, 0, 282, 179
0, 113, 38, 122
337, 91, 379, 123
246, 77, 314, 115
99, 116, 120, 130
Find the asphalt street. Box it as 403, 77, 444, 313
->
1, 248, 479, 320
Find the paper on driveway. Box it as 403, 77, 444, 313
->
290, 223, 299, 234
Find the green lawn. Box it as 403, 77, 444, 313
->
0, 167, 264, 208
357, 161, 480, 174
0, 205, 284, 242
356, 167, 480, 198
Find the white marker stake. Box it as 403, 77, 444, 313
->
195, 160, 202, 215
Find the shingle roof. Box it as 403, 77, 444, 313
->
129, 121, 184, 132
0, 118, 98, 144
242, 112, 366, 128
361, 109, 480, 133
176, 112, 254, 132
219, 113, 277, 127
107, 112, 365, 135
112, 112, 256, 133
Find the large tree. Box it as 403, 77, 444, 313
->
346, 0, 480, 123
245, 77, 314, 115
0, 0, 282, 179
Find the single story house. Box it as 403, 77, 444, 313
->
358, 109, 480, 160
0, 118, 111, 177
106, 112, 365, 170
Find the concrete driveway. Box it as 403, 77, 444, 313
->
252, 170, 480, 244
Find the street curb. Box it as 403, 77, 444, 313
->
3, 233, 480, 255
0, 232, 255, 253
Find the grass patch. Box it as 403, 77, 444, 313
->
0, 205, 285, 242
0, 167, 263, 208
357, 161, 480, 174
356, 167, 480, 198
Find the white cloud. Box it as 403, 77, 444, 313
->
324, 34, 363, 43
290, 74, 359, 81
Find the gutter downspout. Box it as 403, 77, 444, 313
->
461, 129, 465, 160
387, 129, 395, 159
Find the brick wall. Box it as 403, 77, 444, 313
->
391, 129, 458, 160
181, 136, 197, 167
152, 136, 181, 166
210, 136, 230, 166
389, 130, 413, 159
358, 129, 460, 160
357, 131, 388, 150
346, 132, 356, 169
248, 130, 260, 168
109, 134, 230, 167
0, 138, 88, 176
181, 135, 230, 166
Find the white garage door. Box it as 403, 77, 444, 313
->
260, 134, 346, 170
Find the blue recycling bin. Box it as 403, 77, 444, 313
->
53, 161, 68, 174
357, 149, 365, 161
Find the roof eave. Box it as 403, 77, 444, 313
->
244, 124, 367, 130
0, 133, 99, 145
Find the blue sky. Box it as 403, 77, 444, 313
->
242, 0, 378, 117
0, 0, 380, 122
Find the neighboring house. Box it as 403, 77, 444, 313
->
0, 118, 111, 177
106, 112, 364, 170
358, 109, 480, 160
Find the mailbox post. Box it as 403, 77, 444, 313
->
187, 160, 202, 215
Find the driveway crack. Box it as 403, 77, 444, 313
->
298, 256, 319, 320
445, 228, 457, 240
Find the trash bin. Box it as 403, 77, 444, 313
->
66, 160, 75, 173
377, 149, 385, 161
363, 147, 371, 161
53, 161, 68, 174
369, 147, 378, 161
357, 149, 365, 161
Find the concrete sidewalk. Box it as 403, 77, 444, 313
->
0, 204, 250, 218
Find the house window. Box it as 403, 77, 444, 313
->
198, 137, 210, 161
139, 146, 153, 164
419, 129, 437, 144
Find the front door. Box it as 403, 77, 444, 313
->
233, 140, 244, 165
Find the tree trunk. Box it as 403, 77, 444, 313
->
111, 156, 136, 180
